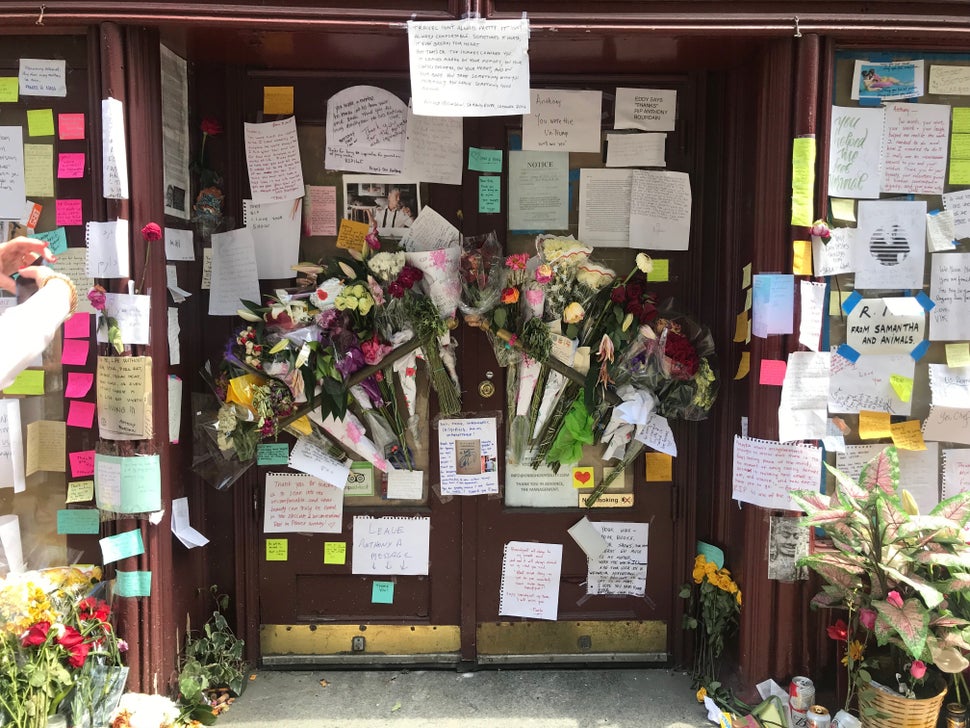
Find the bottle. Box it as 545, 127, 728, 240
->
946, 703, 968, 728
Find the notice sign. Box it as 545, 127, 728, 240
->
845, 297, 925, 355
351, 516, 430, 576
263, 472, 343, 534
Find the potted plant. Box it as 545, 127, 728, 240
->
793, 446, 970, 727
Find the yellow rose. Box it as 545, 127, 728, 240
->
563, 302, 585, 324
696, 687, 707, 702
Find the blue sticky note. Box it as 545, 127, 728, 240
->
696, 541, 724, 569
257, 442, 289, 466
116, 570, 151, 597
56, 508, 100, 535
99, 529, 145, 564
371, 581, 394, 604
914, 291, 936, 312
479, 176, 500, 214
468, 147, 503, 173
910, 339, 931, 361
94, 454, 161, 514
34, 227, 68, 255
841, 290, 863, 314
836, 343, 861, 363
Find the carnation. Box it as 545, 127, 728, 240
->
576, 262, 616, 291
367, 251, 406, 282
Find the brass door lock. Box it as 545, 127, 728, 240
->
478, 381, 496, 398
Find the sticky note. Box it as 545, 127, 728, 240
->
0, 77, 18, 102
3, 370, 44, 395
572, 466, 594, 489
759, 359, 787, 385
115, 570, 152, 597
324, 542, 346, 565
27, 109, 54, 137
335, 219, 369, 252
952, 133, 970, 160
889, 374, 913, 403
263, 86, 294, 115
830, 198, 856, 222
646, 259, 669, 282
257, 443, 289, 466
35, 227, 68, 256
66, 480, 94, 503
734, 351, 750, 380
951, 159, 970, 186
733, 312, 748, 343
479, 176, 501, 214
830, 291, 851, 316
954, 107, 970, 134
58, 113, 85, 140
99, 529, 145, 564
645, 452, 673, 482
468, 147, 503, 173
792, 240, 813, 275
890, 420, 927, 451
744, 288, 752, 312
859, 410, 892, 440
266, 538, 288, 561
741, 263, 752, 289
66, 400, 96, 429
56, 199, 83, 226
61, 338, 89, 366
69, 450, 95, 478
371, 581, 394, 604
57, 152, 85, 179
24, 144, 53, 197
57, 509, 100, 535
63, 311, 90, 339
946, 342, 970, 368
791, 136, 816, 227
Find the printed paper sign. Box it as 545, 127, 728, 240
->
614, 88, 676, 132
351, 516, 430, 575
509, 151, 569, 232
853, 200, 926, 290
264, 472, 343, 534
499, 541, 562, 621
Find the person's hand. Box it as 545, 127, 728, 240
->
0, 237, 56, 293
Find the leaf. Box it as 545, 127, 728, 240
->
915, 551, 970, 570
391, 702, 402, 713
792, 489, 833, 515
873, 596, 930, 659
899, 515, 964, 538
801, 509, 854, 528
944, 573, 970, 592
879, 564, 944, 609
877, 494, 908, 543
859, 446, 899, 497
931, 491, 970, 527
824, 461, 867, 501
810, 591, 846, 608
801, 554, 864, 591
930, 615, 970, 629
928, 640, 970, 673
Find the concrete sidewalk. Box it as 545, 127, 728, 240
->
216, 668, 710, 728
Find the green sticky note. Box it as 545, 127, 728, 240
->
890, 374, 914, 403
3, 370, 44, 395
647, 259, 669, 282
257, 442, 289, 466
791, 136, 816, 227
94, 454, 162, 513
946, 343, 970, 368
479, 176, 500, 214
468, 147, 503, 173
952, 133, 970, 160
27, 109, 55, 137
266, 538, 288, 561
0, 78, 18, 102
115, 570, 152, 597
324, 542, 346, 565
954, 107, 970, 134
951, 159, 970, 186
66, 479, 94, 503
830, 198, 856, 222
696, 541, 724, 569
99, 529, 144, 564
56, 508, 100, 535
371, 581, 394, 604
34, 227, 68, 255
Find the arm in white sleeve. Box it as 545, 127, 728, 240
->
0, 280, 73, 390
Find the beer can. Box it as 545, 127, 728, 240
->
789, 676, 816, 710
807, 705, 831, 728
831, 710, 862, 728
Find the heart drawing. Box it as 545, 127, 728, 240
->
574, 471, 592, 485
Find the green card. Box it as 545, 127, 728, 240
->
266, 538, 288, 561
100, 529, 144, 564
56, 508, 100, 535
647, 259, 669, 282
257, 442, 289, 466
34, 227, 68, 255
116, 570, 152, 597
94, 454, 162, 513
345, 461, 375, 497
0, 78, 17, 103
27, 109, 55, 137
371, 581, 394, 604
324, 542, 346, 565
479, 176, 501, 214
3, 370, 44, 395
468, 147, 503, 173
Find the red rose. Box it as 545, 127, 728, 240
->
66, 640, 91, 668
664, 331, 699, 379
610, 287, 626, 304
826, 619, 848, 642
21, 621, 50, 647
140, 222, 162, 242
201, 118, 223, 136
388, 281, 405, 299
79, 597, 111, 622
57, 625, 84, 650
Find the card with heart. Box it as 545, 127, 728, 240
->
572, 466, 594, 489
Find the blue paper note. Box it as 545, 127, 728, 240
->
94, 454, 161, 513
99, 529, 145, 564
468, 147, 503, 173
56, 508, 100, 535
371, 581, 394, 604
116, 570, 151, 597
257, 442, 289, 466
34, 227, 68, 255
751, 274, 794, 338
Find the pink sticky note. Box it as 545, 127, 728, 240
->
58, 113, 85, 140
759, 359, 788, 386
63, 312, 90, 339
56, 199, 83, 227
61, 339, 89, 366
67, 400, 96, 429
69, 450, 95, 478
57, 152, 85, 179
65, 372, 94, 398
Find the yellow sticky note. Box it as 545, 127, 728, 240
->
734, 312, 749, 343
950, 159, 970, 186
645, 453, 673, 482
3, 370, 44, 395
647, 259, 669, 282
266, 539, 288, 561
734, 351, 750, 380
952, 133, 970, 160
66, 480, 95, 503
830, 198, 856, 222
890, 374, 913, 403
26, 108, 55, 137
741, 263, 752, 289
890, 420, 927, 451
859, 410, 892, 440
791, 136, 816, 227
744, 288, 752, 312
26, 420, 65, 477
830, 291, 851, 316
954, 107, 970, 134
0, 78, 18, 103
24, 144, 54, 197
793, 240, 813, 275
572, 466, 594, 489
263, 86, 294, 115
324, 542, 346, 565
946, 342, 970, 368
335, 219, 370, 252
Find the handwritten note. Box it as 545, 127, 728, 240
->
586, 522, 649, 597
0, 400, 25, 493
101, 98, 129, 199
0, 78, 17, 103
859, 410, 892, 439
19, 59, 66, 97
634, 413, 678, 456
324, 542, 346, 565
828, 106, 882, 199
386, 469, 424, 500
69, 450, 95, 478
0, 127, 26, 219
351, 516, 430, 576
244, 116, 305, 203
498, 541, 562, 621
881, 103, 949, 195
23, 144, 53, 197
925, 406, 970, 445
468, 147, 503, 173
890, 420, 927, 451
628, 170, 691, 251
479, 176, 500, 214
56, 199, 82, 227
731, 436, 822, 510
94, 453, 161, 513
402, 105, 463, 185
325, 86, 407, 174
265, 538, 288, 561
98, 293, 150, 347
371, 581, 394, 604
25, 420, 65, 477
927, 209, 957, 252
209, 228, 261, 316
289, 436, 351, 489
943, 448, 970, 499
99, 529, 144, 564
614, 88, 676, 132
56, 152, 85, 180
791, 136, 815, 227
66, 480, 94, 503
947, 343, 970, 368
97, 356, 152, 439
522, 89, 601, 153
257, 443, 289, 466
263, 85, 294, 115
3, 370, 44, 395
303, 186, 337, 237
242, 197, 301, 279
116, 570, 152, 597
264, 472, 344, 534
846, 296, 925, 355
163, 227, 194, 261
85, 219, 129, 278
438, 417, 499, 495
829, 350, 914, 416
930, 253, 970, 340
26, 109, 54, 137
58, 113, 85, 140
57, 509, 100, 535
605, 133, 666, 168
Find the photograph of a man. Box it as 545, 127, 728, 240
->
369, 187, 414, 230
344, 176, 420, 238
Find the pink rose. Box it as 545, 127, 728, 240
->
140, 222, 162, 242
87, 287, 107, 312
859, 608, 877, 631
910, 660, 927, 680
535, 264, 553, 284
887, 590, 904, 608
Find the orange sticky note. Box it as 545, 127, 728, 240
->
335, 219, 369, 252
263, 86, 294, 115
734, 352, 750, 380
733, 312, 749, 343
759, 359, 787, 386
645, 452, 673, 482
572, 466, 594, 489
792, 240, 813, 275
859, 410, 892, 440
890, 420, 927, 451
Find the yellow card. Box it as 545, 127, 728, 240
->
950, 159, 970, 186
953, 133, 970, 160
647, 259, 669, 282
733, 312, 748, 343
66, 480, 95, 503
26, 420, 65, 477
858, 410, 892, 440
266, 538, 288, 561
734, 351, 750, 380
572, 466, 594, 489
335, 219, 369, 252
741, 263, 752, 289
946, 342, 970, 368
263, 86, 294, 115
24, 144, 54, 197
3, 370, 44, 395
830, 291, 851, 316
645, 452, 673, 482
954, 107, 970, 134
27, 108, 54, 137
890, 420, 927, 451
830, 198, 856, 222
792, 240, 813, 275
0, 78, 18, 103
744, 288, 752, 312
890, 374, 913, 403
324, 542, 346, 565
791, 136, 816, 227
